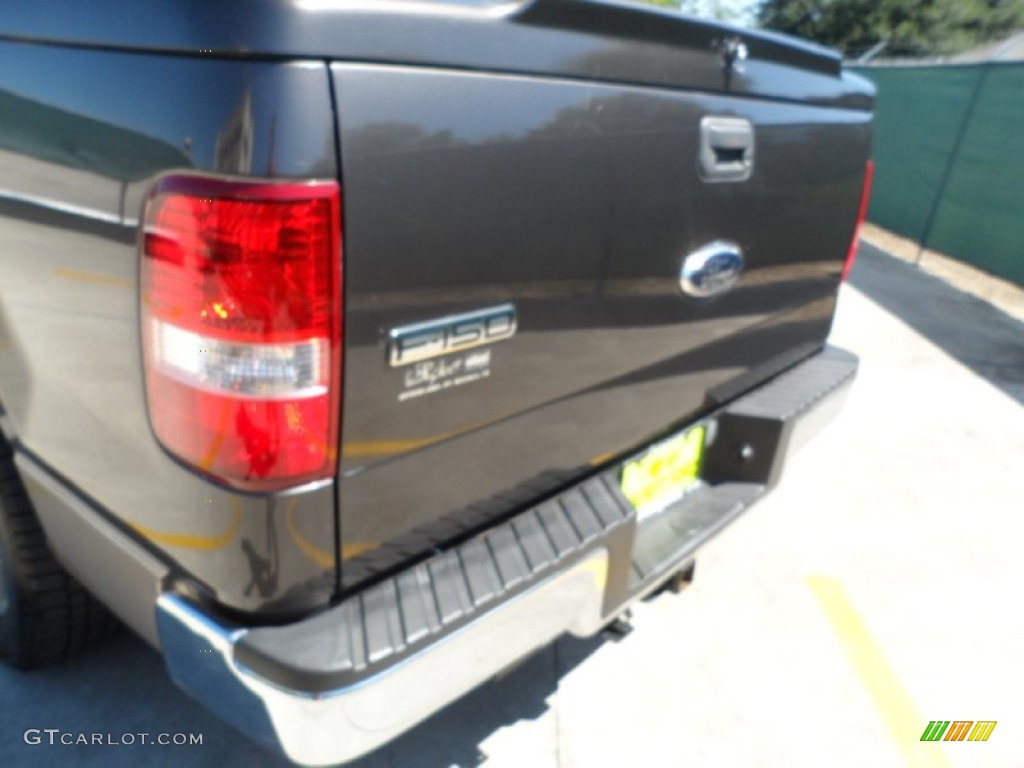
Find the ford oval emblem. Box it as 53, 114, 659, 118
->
679, 241, 744, 299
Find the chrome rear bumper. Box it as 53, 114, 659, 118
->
157, 551, 609, 766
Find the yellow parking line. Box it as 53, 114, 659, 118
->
53, 268, 133, 289
342, 436, 444, 458
284, 499, 378, 569
130, 500, 242, 552
806, 576, 954, 768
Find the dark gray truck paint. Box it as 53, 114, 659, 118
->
0, 42, 339, 617
0, 0, 869, 108
0, 0, 871, 663
334, 63, 869, 584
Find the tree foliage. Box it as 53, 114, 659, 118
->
627, 0, 682, 8
757, 0, 1024, 57
629, 0, 754, 22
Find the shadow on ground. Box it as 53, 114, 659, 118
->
849, 242, 1024, 406
0, 626, 605, 768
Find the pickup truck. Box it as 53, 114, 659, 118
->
0, 2, 873, 764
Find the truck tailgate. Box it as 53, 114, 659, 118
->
332, 38, 871, 587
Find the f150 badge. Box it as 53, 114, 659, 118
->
388, 304, 516, 366
389, 304, 516, 401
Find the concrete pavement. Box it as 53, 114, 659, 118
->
2, 242, 1022, 767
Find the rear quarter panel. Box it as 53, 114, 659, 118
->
0, 40, 338, 616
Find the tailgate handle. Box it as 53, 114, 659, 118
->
700, 117, 754, 183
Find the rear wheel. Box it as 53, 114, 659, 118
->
0, 435, 116, 669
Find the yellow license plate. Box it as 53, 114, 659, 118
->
620, 425, 705, 520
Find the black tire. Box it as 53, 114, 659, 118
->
0, 435, 117, 669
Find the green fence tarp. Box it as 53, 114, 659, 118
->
853, 64, 1024, 286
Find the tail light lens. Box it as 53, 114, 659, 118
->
140, 175, 342, 492
842, 159, 874, 282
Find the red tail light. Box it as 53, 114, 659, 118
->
842, 159, 874, 282
140, 175, 342, 492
